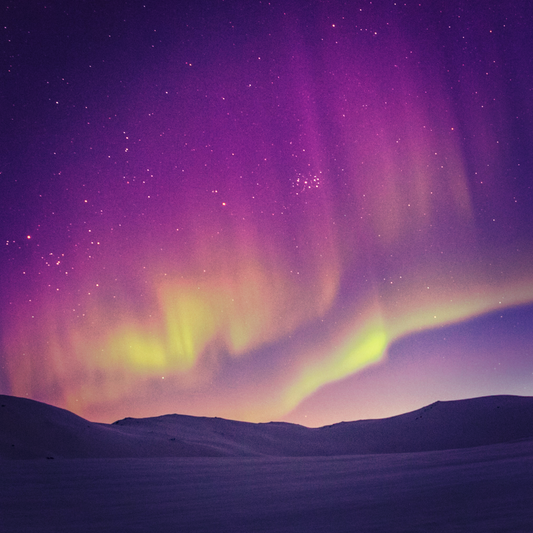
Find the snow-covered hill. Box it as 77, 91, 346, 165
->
2, 394, 533, 459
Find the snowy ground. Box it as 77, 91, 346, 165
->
2, 439, 532, 533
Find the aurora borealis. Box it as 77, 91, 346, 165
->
2, 0, 533, 425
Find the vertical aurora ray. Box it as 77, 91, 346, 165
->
1, 1, 533, 423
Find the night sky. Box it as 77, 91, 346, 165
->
2, 0, 533, 426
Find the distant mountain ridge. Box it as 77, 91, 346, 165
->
1, 394, 533, 459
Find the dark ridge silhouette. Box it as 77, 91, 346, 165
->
1, 394, 533, 459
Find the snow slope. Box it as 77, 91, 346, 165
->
2, 394, 533, 532
1, 441, 532, 532
1, 394, 533, 458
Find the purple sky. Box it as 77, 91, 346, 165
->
1, 0, 532, 425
